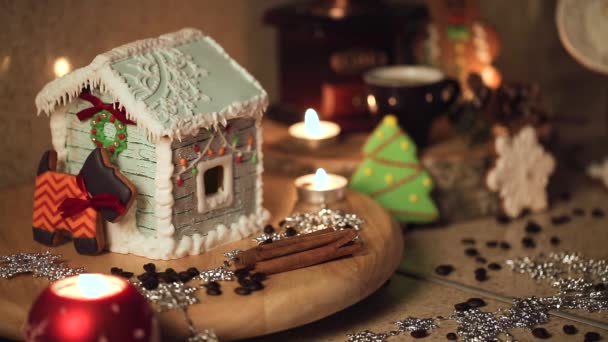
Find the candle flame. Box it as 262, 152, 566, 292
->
54, 57, 71, 78
78, 274, 118, 299
304, 108, 322, 136
314, 168, 329, 190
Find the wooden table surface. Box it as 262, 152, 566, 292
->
1, 170, 608, 341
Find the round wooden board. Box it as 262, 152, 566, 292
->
0, 174, 403, 341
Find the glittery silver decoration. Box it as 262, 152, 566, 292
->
254, 209, 364, 245
134, 281, 199, 312
195, 266, 234, 283
346, 330, 391, 342
0, 251, 84, 281
186, 329, 219, 342
348, 252, 608, 342
222, 249, 241, 267
394, 317, 438, 332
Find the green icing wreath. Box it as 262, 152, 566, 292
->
89, 110, 128, 155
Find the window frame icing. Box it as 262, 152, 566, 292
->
195, 154, 234, 214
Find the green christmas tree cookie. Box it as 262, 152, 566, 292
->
350, 115, 439, 223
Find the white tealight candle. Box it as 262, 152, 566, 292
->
53, 274, 126, 299
294, 168, 348, 204
288, 108, 341, 150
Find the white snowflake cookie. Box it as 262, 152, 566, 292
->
486, 126, 555, 218
587, 159, 608, 188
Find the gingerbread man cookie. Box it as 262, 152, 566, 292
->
486, 125, 555, 218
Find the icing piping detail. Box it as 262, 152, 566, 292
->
49, 104, 68, 172
155, 136, 175, 236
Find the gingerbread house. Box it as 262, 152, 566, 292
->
35, 28, 269, 260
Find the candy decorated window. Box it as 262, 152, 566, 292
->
196, 154, 234, 214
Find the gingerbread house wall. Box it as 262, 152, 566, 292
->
170, 117, 260, 240
58, 95, 158, 235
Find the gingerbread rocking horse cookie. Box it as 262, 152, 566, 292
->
32, 148, 136, 255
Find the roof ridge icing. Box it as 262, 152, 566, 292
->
35, 28, 267, 141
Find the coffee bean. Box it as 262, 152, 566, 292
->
488, 262, 502, 271
560, 191, 572, 201
278, 219, 286, 226
562, 325, 577, 335
204, 281, 220, 290
496, 215, 511, 225
466, 298, 487, 308
138, 272, 155, 281
592, 208, 605, 218
120, 271, 134, 279
143, 263, 156, 273
551, 215, 571, 225
263, 224, 275, 234
142, 277, 159, 290
500, 241, 511, 250
284, 227, 297, 237
410, 330, 428, 338
251, 272, 267, 282
187, 267, 200, 277
550, 236, 561, 246
206, 288, 222, 296
446, 332, 458, 340
584, 332, 601, 342
234, 287, 252, 296
474, 268, 488, 282
435, 264, 454, 276
110, 267, 122, 275
454, 302, 471, 311
238, 278, 255, 288
572, 208, 585, 216
584, 332, 602, 342
531, 327, 551, 339
461, 238, 475, 245
178, 271, 192, 283
525, 221, 542, 234
594, 283, 606, 291
475, 257, 487, 264
522, 237, 536, 248
486, 240, 498, 248
247, 280, 264, 291
165, 268, 177, 275
465, 248, 479, 257
261, 238, 273, 245
234, 268, 250, 278
521, 209, 532, 217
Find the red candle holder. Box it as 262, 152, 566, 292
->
25, 274, 159, 342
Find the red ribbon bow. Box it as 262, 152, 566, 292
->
58, 175, 126, 219
76, 92, 136, 125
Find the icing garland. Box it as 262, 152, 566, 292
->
89, 110, 128, 155
175, 124, 256, 187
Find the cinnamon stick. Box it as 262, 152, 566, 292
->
234, 229, 356, 268
252, 242, 363, 275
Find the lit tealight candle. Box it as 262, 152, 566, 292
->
288, 108, 341, 150
295, 168, 348, 204
26, 274, 159, 342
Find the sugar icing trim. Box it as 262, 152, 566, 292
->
35, 28, 268, 141
106, 200, 268, 260
49, 105, 68, 172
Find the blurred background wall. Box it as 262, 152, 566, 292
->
0, 0, 606, 188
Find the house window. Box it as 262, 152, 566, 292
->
196, 154, 234, 214
204, 166, 224, 195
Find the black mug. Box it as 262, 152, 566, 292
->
364, 65, 461, 148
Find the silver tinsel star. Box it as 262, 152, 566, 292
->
196, 266, 234, 283
394, 317, 438, 332
0, 251, 84, 281
254, 209, 364, 245
134, 281, 199, 312
186, 329, 219, 342
346, 330, 390, 342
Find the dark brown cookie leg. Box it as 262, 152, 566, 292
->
37, 150, 58, 175
73, 237, 101, 255
32, 227, 66, 246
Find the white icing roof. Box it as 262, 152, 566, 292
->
36, 28, 267, 140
